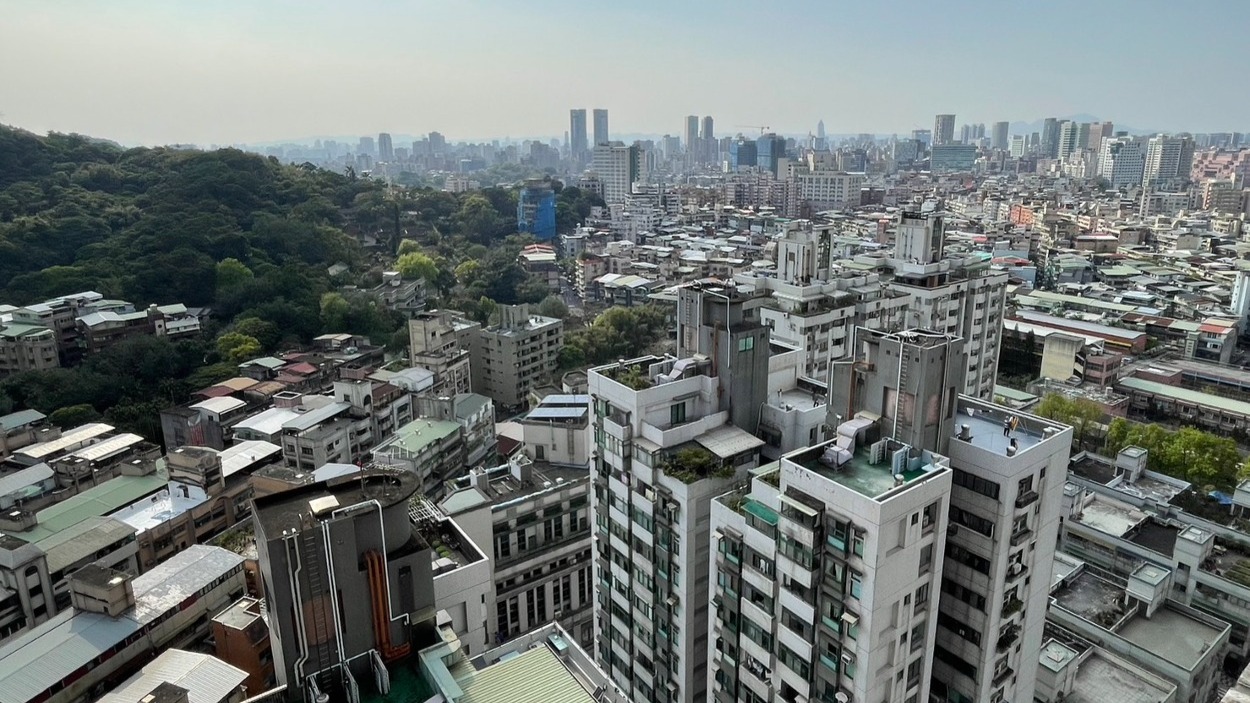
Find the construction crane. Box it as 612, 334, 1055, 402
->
735, 125, 771, 135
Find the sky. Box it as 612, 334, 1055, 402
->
3, 0, 1249, 146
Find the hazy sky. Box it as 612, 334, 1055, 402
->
3, 0, 1248, 146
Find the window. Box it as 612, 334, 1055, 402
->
670, 402, 686, 426
737, 336, 754, 352
849, 571, 863, 599
953, 468, 1000, 500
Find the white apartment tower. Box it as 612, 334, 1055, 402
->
887, 212, 1007, 400
590, 285, 772, 702
1143, 135, 1196, 189
591, 143, 641, 206
1097, 136, 1147, 188
708, 328, 964, 703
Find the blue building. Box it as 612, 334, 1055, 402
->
930, 144, 978, 173
517, 179, 557, 240
756, 133, 787, 175
729, 136, 757, 171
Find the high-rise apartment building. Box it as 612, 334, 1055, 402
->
1143, 135, 1195, 188
1097, 136, 1148, 188
1010, 135, 1025, 158
1086, 121, 1114, 152
358, 135, 375, 157
593, 109, 610, 146
470, 303, 563, 412
591, 143, 641, 205
1057, 121, 1080, 161
408, 310, 479, 396
934, 114, 956, 146
590, 283, 770, 703
570, 109, 589, 164
991, 122, 1009, 151
377, 132, 394, 161
729, 136, 758, 171
886, 212, 1007, 399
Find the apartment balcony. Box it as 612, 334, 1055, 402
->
1009, 527, 1033, 547
992, 665, 1015, 686
1001, 597, 1024, 618
1015, 490, 1039, 509
996, 624, 1021, 652
1005, 562, 1028, 585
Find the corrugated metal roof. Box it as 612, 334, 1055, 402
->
695, 424, 765, 459
39, 516, 135, 573
0, 409, 44, 432
19, 468, 167, 543
97, 648, 246, 703
17, 422, 114, 460
525, 407, 587, 421
189, 396, 246, 415
457, 646, 594, 703
280, 402, 351, 432
0, 546, 244, 703
0, 463, 53, 499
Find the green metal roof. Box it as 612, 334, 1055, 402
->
382, 419, 462, 456
1118, 377, 1250, 417
20, 468, 168, 544
457, 646, 595, 703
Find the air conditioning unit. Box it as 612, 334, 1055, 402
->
841, 651, 856, 665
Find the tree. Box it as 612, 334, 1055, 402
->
216, 332, 262, 363
397, 238, 423, 255
396, 251, 438, 282
49, 404, 101, 428
232, 316, 281, 351
215, 257, 254, 291
1035, 393, 1104, 450
537, 295, 569, 319
319, 292, 351, 331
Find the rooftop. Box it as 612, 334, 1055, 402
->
1065, 649, 1176, 703
1054, 570, 1128, 627
0, 546, 244, 703
16, 422, 114, 461
951, 398, 1063, 457
440, 461, 588, 514
1119, 376, 1250, 417
1072, 493, 1148, 537
219, 440, 282, 479
211, 595, 263, 631
96, 648, 246, 703
110, 483, 209, 534
375, 418, 462, 457
784, 439, 946, 501
11, 467, 168, 543
0, 410, 44, 433
38, 516, 136, 573
1126, 519, 1180, 556
252, 470, 420, 537
1117, 606, 1225, 671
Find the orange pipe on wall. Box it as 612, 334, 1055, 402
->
365, 549, 411, 662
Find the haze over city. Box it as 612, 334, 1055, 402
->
3, 0, 1249, 145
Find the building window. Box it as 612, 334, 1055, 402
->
737, 336, 754, 352
670, 403, 686, 426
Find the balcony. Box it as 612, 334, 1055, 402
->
996, 625, 1020, 652
1001, 598, 1024, 618
1005, 562, 1028, 584
1009, 527, 1033, 547
992, 665, 1015, 686
1015, 490, 1039, 509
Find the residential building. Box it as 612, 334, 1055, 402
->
211, 595, 275, 695
887, 212, 1008, 399
0, 409, 52, 461
685, 116, 700, 157
413, 392, 497, 466
707, 337, 955, 703
0, 320, 58, 375
470, 304, 563, 412
757, 133, 787, 175
160, 395, 250, 450
377, 132, 393, 161
518, 243, 561, 290
589, 352, 765, 702
1144, 135, 1196, 189
935, 114, 957, 146
1041, 118, 1061, 158
97, 648, 248, 703
408, 309, 479, 396
252, 469, 489, 701
0, 546, 246, 703
592, 143, 640, 205
1098, 136, 1148, 188
371, 417, 467, 499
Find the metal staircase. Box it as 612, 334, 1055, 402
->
300, 533, 336, 682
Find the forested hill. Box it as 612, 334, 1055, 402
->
0, 125, 393, 436
0, 125, 377, 308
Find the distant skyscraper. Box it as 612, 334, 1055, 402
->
684, 115, 699, 155
358, 136, 375, 157
912, 129, 932, 147
377, 132, 393, 161
992, 121, 1010, 150
1010, 134, 1026, 158
756, 133, 787, 175
729, 135, 757, 170
1143, 135, 1196, 188
592, 109, 609, 146
934, 114, 956, 146
1040, 117, 1060, 158
817, 119, 826, 140
569, 109, 588, 163
1058, 120, 1079, 160
1098, 135, 1148, 188
700, 115, 714, 161
428, 131, 446, 156
1087, 121, 1114, 152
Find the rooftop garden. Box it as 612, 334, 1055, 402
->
664, 446, 734, 484
602, 362, 653, 391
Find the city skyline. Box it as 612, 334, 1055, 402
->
3, 0, 1250, 146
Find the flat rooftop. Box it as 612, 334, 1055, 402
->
1119, 376, 1250, 417
440, 462, 588, 514
784, 441, 945, 501
1117, 606, 1225, 671
211, 596, 263, 631
1126, 519, 1180, 556
110, 485, 209, 534
1054, 570, 1127, 626
1072, 494, 1148, 537
252, 470, 420, 536
951, 399, 1064, 457
1066, 650, 1176, 703
13, 467, 168, 543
